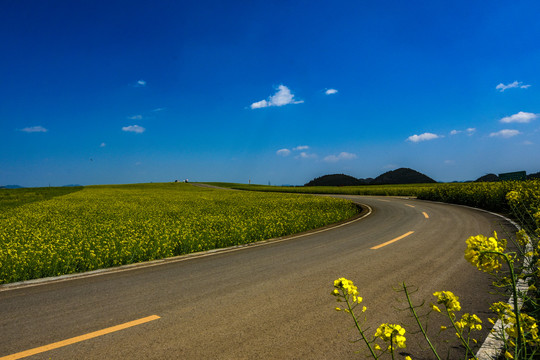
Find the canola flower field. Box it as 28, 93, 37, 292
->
207, 182, 437, 197
0, 183, 360, 284
213, 180, 540, 216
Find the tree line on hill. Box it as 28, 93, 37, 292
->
304, 168, 540, 186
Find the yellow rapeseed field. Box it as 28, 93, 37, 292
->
0, 183, 359, 284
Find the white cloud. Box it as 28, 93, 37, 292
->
500, 111, 538, 124
128, 115, 143, 120
489, 129, 520, 138
496, 81, 531, 92
250, 85, 303, 109
407, 132, 440, 143
325, 88, 338, 95
122, 125, 146, 133
20, 126, 48, 133
152, 107, 165, 112
450, 128, 476, 136
293, 145, 309, 151
523, 140, 534, 145
100, 142, 106, 147
444, 160, 455, 165
136, 80, 147, 87
324, 152, 357, 162
276, 148, 291, 157
296, 152, 317, 159
251, 100, 269, 109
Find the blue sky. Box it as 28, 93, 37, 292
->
1, 0, 539, 187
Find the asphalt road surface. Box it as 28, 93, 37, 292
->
0, 196, 516, 359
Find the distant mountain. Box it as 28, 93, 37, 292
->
0, 185, 24, 189
475, 174, 499, 182
528, 172, 540, 180
371, 168, 436, 185
305, 174, 365, 187
62, 184, 83, 187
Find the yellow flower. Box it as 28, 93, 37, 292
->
506, 191, 519, 202
465, 232, 505, 273
458, 313, 482, 331
433, 291, 461, 315
516, 229, 529, 247
374, 323, 406, 349
430, 303, 441, 313
333, 277, 359, 296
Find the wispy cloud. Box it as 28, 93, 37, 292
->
122, 125, 146, 133
152, 107, 166, 112
324, 152, 357, 162
276, 148, 291, 157
135, 80, 147, 87
296, 152, 317, 159
325, 88, 338, 95
500, 111, 538, 124
450, 128, 475, 136
293, 145, 309, 151
251, 85, 304, 109
127, 115, 143, 120
496, 81, 531, 92
407, 132, 440, 143
100, 142, 106, 147
489, 129, 520, 138
444, 160, 456, 165
20, 126, 48, 133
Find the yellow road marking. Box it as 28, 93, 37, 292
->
423, 212, 429, 219
0, 315, 160, 360
405, 204, 415, 208
370, 231, 414, 250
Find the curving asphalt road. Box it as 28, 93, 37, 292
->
0, 196, 516, 359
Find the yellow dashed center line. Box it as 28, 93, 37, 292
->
423, 212, 429, 219
370, 231, 414, 250
0, 315, 161, 360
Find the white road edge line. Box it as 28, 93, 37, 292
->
0, 203, 373, 292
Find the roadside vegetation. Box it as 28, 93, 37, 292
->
205, 182, 438, 196
330, 179, 540, 359
0, 183, 359, 284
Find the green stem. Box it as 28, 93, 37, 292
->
482, 250, 524, 357
446, 308, 478, 360
502, 253, 523, 359
390, 333, 395, 360
402, 283, 442, 360
344, 294, 378, 359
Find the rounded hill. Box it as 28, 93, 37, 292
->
370, 168, 436, 184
